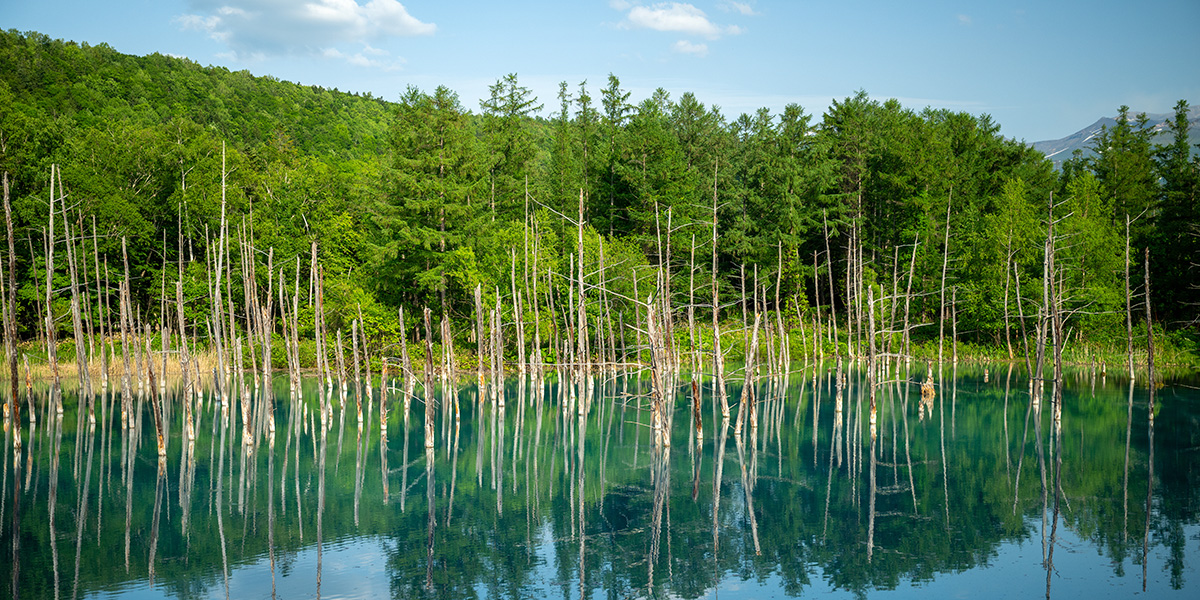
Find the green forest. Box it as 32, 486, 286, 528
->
0, 30, 1197, 370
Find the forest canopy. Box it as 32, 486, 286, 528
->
1, 29, 1197, 364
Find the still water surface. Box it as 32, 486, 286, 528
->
3, 364, 1198, 599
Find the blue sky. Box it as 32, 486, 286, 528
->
3, 0, 1198, 142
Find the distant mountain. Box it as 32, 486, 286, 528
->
1032, 107, 1200, 167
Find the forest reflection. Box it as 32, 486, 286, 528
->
2, 363, 1198, 599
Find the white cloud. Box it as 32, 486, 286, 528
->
672, 40, 708, 56
177, 0, 434, 62
361, 43, 387, 56
621, 2, 741, 39
719, 1, 759, 16
322, 44, 405, 70
957, 14, 972, 26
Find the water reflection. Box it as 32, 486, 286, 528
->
0, 366, 1197, 599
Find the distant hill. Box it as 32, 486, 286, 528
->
0, 29, 397, 161
1033, 107, 1200, 167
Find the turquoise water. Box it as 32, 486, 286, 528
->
2, 364, 1197, 599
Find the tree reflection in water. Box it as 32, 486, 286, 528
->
0, 366, 1196, 599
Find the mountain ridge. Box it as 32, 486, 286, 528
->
1032, 107, 1200, 166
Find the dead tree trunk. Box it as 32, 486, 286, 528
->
1125, 215, 1135, 382
937, 187, 952, 368
2, 172, 18, 436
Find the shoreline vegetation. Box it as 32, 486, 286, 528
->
5, 319, 1195, 389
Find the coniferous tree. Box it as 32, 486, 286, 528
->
1151, 100, 1200, 324
480, 73, 542, 223
383, 85, 483, 313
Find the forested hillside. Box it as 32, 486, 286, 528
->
0, 29, 1196, 367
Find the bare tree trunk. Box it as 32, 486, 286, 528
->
888, 245, 900, 366
422, 308, 435, 449
822, 212, 839, 356
813, 251, 822, 361
400, 307, 413, 411
1125, 215, 1135, 382
1003, 225, 1015, 361
577, 188, 587, 379
711, 183, 727, 417
63, 200, 89, 404
513, 256, 526, 377
1144, 248, 1154, 386
356, 300, 371, 404
951, 287, 958, 366
689, 234, 697, 375
775, 242, 785, 376
93, 217, 107, 389
351, 318, 363, 423
735, 312, 761, 438
2, 172, 18, 439
336, 329, 347, 409
938, 187, 952, 369
475, 284, 486, 396
146, 323, 165, 456
46, 165, 62, 413
176, 280, 193, 441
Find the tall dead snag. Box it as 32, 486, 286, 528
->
711, 160, 728, 417
1123, 217, 1132, 379
62, 198, 90, 407
576, 189, 590, 388
735, 312, 761, 438
399, 306, 414, 407
688, 234, 698, 375
822, 212, 840, 355
176, 280, 194, 441
887, 245, 900, 364
351, 319, 363, 423
440, 314, 458, 425
3, 171, 18, 438
261, 247, 274, 436
775, 243, 786, 377
46, 165, 62, 413
423, 307, 436, 449
335, 327, 347, 408
867, 287, 878, 441
379, 333, 388, 433
646, 296, 671, 448
279, 269, 294, 397
93, 218, 107, 389
475, 284, 486, 399
492, 291, 504, 408
1144, 248, 1154, 386
356, 301, 371, 404
937, 187, 952, 369
1002, 223, 1016, 361
813, 251, 822, 361
713, 280, 728, 419
902, 236, 916, 362
312, 243, 329, 392
118, 280, 133, 427
951, 287, 959, 366
145, 325, 165, 456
